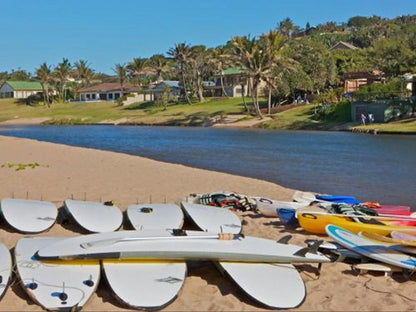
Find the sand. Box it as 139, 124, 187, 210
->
0, 134, 415, 311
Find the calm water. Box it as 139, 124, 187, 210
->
0, 125, 415, 208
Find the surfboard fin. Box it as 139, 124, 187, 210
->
293, 240, 323, 257
277, 235, 292, 244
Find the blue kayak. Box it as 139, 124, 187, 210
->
315, 195, 360, 205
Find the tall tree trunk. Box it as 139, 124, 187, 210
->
220, 75, 228, 97
241, 83, 249, 113
196, 73, 204, 102
267, 87, 272, 115
181, 70, 192, 105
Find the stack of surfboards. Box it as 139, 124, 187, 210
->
326, 224, 416, 272
0, 198, 57, 233
32, 202, 330, 309
63, 199, 123, 233
180, 201, 308, 309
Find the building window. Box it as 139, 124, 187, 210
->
108, 93, 113, 100
92, 94, 96, 100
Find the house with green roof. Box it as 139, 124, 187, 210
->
0, 81, 43, 99
211, 67, 248, 97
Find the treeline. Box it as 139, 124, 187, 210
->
1, 15, 416, 117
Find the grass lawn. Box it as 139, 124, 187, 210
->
259, 104, 346, 130
351, 118, 416, 133
0, 97, 249, 126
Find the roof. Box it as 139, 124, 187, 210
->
77, 82, 140, 93
221, 67, 243, 76
330, 41, 358, 50
343, 70, 385, 80
155, 80, 180, 88
3, 81, 42, 90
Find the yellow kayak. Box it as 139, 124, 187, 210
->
297, 211, 416, 235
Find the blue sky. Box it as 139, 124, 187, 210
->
1, 0, 415, 75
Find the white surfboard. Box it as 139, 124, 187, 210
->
180, 202, 241, 234
326, 224, 416, 270
215, 262, 305, 309
15, 237, 100, 311
36, 229, 330, 264
104, 203, 187, 309
0, 243, 12, 300
0, 198, 57, 233
253, 197, 308, 217
64, 199, 123, 233
353, 262, 402, 277
292, 191, 317, 203
126, 203, 184, 230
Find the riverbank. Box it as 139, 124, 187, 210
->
1, 98, 416, 133
0, 135, 415, 311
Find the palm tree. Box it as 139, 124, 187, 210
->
147, 54, 169, 82
168, 42, 192, 104
53, 58, 72, 103
230, 35, 270, 118
35, 62, 52, 107
113, 63, 127, 94
209, 46, 231, 97
259, 30, 289, 114
74, 60, 94, 86
127, 58, 148, 86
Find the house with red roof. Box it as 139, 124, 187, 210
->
77, 82, 141, 101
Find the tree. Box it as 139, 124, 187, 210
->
112, 63, 127, 93
155, 84, 171, 110
168, 42, 193, 104
277, 17, 299, 38
53, 58, 72, 103
74, 60, 94, 86
259, 30, 290, 114
35, 62, 52, 107
288, 38, 336, 94
208, 45, 232, 97
127, 58, 148, 86
147, 54, 170, 82
230, 35, 271, 118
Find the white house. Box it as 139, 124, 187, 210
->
77, 82, 143, 101
0, 81, 43, 99
152, 81, 181, 99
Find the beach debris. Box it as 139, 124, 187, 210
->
1, 162, 44, 171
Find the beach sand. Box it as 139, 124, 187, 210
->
0, 134, 415, 311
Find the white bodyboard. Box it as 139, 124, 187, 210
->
103, 260, 186, 309
180, 202, 241, 234
0, 198, 57, 233
216, 262, 305, 308
64, 199, 123, 233
0, 243, 12, 299
126, 203, 184, 230
15, 237, 100, 310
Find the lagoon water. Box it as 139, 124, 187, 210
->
1, 125, 415, 208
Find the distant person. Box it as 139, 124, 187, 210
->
361, 113, 367, 125
368, 113, 374, 123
